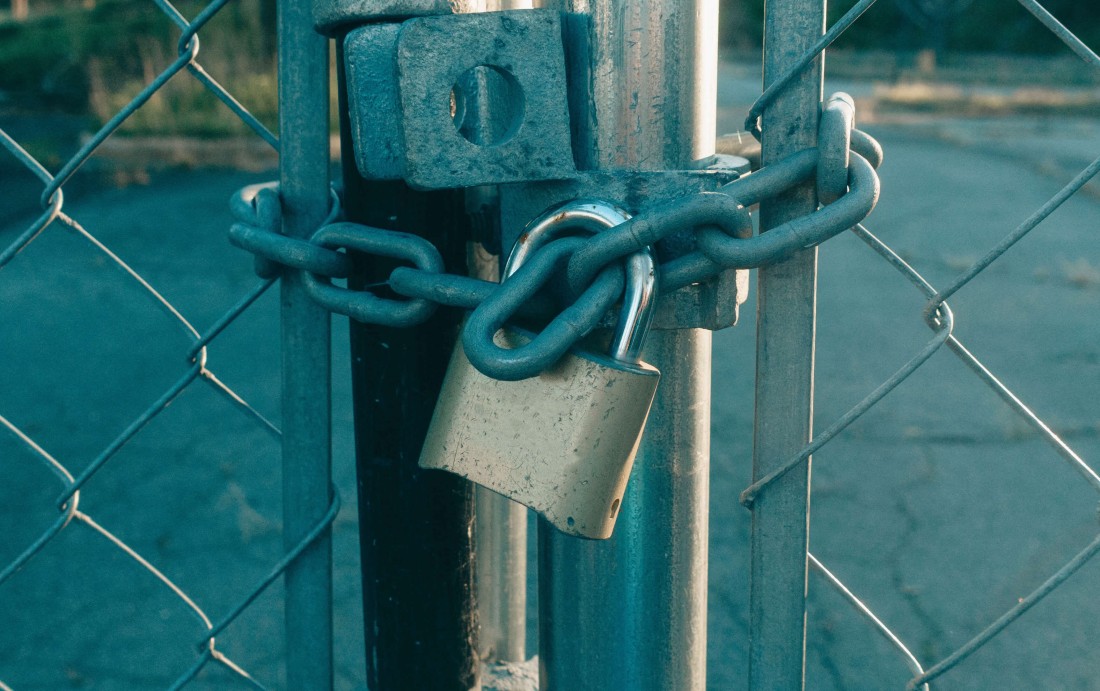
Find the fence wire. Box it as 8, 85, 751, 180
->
744, 0, 1100, 688
2, 0, 1097, 688
0, 0, 337, 687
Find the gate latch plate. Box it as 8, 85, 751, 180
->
343, 10, 576, 190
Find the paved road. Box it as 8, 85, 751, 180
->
0, 167, 365, 690
1, 73, 1098, 690
710, 85, 1100, 688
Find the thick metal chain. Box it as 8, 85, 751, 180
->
229, 93, 881, 380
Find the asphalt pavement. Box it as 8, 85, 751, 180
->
1, 64, 1098, 690
711, 67, 1100, 689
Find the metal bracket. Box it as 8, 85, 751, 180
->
343, 10, 576, 190
334, 6, 753, 330
313, 0, 477, 36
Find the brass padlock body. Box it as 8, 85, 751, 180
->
420, 329, 659, 539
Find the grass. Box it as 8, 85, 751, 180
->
90, 70, 279, 138
871, 82, 1100, 118
0, 0, 279, 137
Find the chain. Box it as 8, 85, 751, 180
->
228, 93, 881, 380
228, 182, 345, 278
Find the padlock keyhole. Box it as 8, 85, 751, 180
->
450, 65, 525, 147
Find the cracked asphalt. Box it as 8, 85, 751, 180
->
710, 63, 1100, 690
1, 63, 1098, 689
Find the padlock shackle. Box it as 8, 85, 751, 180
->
615, 250, 657, 363
504, 201, 629, 278
504, 199, 657, 364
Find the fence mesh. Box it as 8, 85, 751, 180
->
734, 0, 1100, 688
0, 0, 341, 688
2, 0, 1098, 689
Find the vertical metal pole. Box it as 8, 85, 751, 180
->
470, 242, 527, 664
473, 484, 528, 661
470, 0, 533, 666
469, 238, 526, 664
336, 46, 479, 691
278, 0, 333, 686
539, 1, 717, 689
749, 0, 824, 689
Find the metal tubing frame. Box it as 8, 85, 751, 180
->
538, 1, 716, 688
748, 0, 825, 688
469, 222, 526, 664
470, 0, 533, 665
278, 0, 334, 685
473, 484, 528, 661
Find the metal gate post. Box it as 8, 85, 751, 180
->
748, 0, 824, 688
278, 0, 334, 686
539, 1, 717, 688
471, 2, 533, 665
336, 56, 480, 691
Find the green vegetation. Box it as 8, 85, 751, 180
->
1, 0, 1098, 138
0, 0, 277, 136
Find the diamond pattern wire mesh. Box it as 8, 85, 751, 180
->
1, 0, 1098, 688
742, 0, 1100, 688
0, 0, 337, 688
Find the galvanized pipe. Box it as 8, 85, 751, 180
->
470, 243, 528, 664
557, 0, 717, 169
278, 0, 333, 685
474, 486, 528, 661
539, 0, 716, 688
748, 0, 825, 689
539, 331, 711, 690
467, 0, 533, 665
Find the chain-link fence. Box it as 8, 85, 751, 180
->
2, 0, 1098, 688
716, 0, 1100, 688
0, 0, 351, 687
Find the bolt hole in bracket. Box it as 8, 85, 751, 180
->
341, 10, 575, 190
332, 4, 753, 330
452, 65, 525, 147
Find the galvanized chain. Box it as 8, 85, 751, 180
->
230, 182, 347, 279
229, 94, 882, 380
0, 0, 1095, 686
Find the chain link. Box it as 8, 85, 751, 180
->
302, 222, 444, 326
3, 0, 1095, 685
462, 235, 626, 381
229, 182, 345, 278
229, 94, 881, 380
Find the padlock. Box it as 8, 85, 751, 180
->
419, 200, 660, 539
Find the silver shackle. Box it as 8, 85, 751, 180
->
504, 199, 658, 364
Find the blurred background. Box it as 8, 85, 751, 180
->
0, 0, 1097, 169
